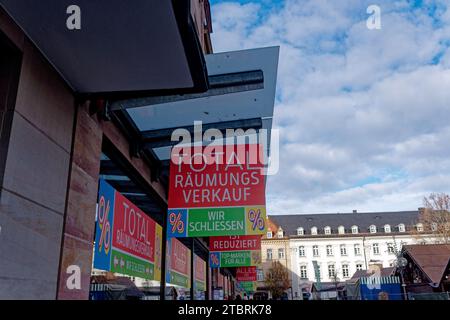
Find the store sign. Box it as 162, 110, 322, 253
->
209, 250, 261, 268
166, 237, 191, 288
194, 255, 207, 292
167, 144, 267, 237
236, 267, 257, 282
93, 180, 162, 280
209, 235, 261, 251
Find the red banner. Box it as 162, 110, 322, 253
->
168, 144, 266, 208
112, 190, 156, 262
195, 255, 206, 283
236, 267, 257, 282
209, 235, 261, 252
170, 237, 190, 276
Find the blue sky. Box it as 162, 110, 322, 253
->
209, 0, 450, 214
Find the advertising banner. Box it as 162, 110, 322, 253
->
194, 254, 207, 297
166, 237, 191, 288
209, 235, 261, 251
167, 144, 267, 237
236, 267, 257, 282
209, 250, 261, 268
237, 281, 257, 293
93, 179, 161, 280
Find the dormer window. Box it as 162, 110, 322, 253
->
369, 225, 377, 233
384, 224, 391, 233
398, 224, 405, 232
324, 226, 331, 235
416, 223, 423, 232
338, 226, 345, 234
311, 226, 318, 235
351, 225, 358, 234
277, 228, 284, 238
267, 231, 273, 238
297, 227, 304, 236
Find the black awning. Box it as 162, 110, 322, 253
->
0, 0, 208, 98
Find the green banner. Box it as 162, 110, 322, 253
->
238, 281, 257, 293
187, 207, 245, 236
110, 249, 155, 280
195, 280, 206, 292
220, 251, 251, 267
210, 250, 262, 268
169, 270, 190, 288
167, 206, 267, 237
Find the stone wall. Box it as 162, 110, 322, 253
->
0, 9, 75, 299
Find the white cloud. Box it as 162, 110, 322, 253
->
211, 0, 450, 214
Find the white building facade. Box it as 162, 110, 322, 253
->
267, 210, 436, 299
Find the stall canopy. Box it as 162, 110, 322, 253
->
0, 0, 208, 97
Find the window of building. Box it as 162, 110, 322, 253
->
312, 245, 319, 257
340, 244, 347, 256
384, 224, 391, 233
342, 264, 349, 278
278, 248, 285, 259
354, 244, 361, 256
351, 225, 359, 234
257, 269, 264, 281
398, 224, 405, 232
266, 231, 273, 239
338, 226, 345, 234
416, 223, 424, 232
431, 222, 438, 232
326, 245, 333, 256
267, 249, 273, 260
311, 226, 318, 235
387, 243, 395, 254
300, 265, 308, 279
356, 263, 363, 271
324, 226, 331, 235
328, 264, 335, 278
297, 227, 304, 236
298, 246, 305, 257
369, 225, 377, 233
373, 243, 380, 255
277, 228, 284, 238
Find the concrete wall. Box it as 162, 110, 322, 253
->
0, 10, 75, 299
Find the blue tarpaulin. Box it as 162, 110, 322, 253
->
360, 276, 403, 300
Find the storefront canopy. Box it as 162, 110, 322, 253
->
102, 46, 279, 212
109, 46, 279, 177
0, 0, 208, 97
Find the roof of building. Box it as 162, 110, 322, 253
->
269, 210, 419, 236
311, 282, 347, 292
349, 267, 395, 282
402, 244, 450, 284
91, 275, 144, 297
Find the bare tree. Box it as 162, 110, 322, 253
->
417, 193, 450, 244
264, 261, 290, 299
